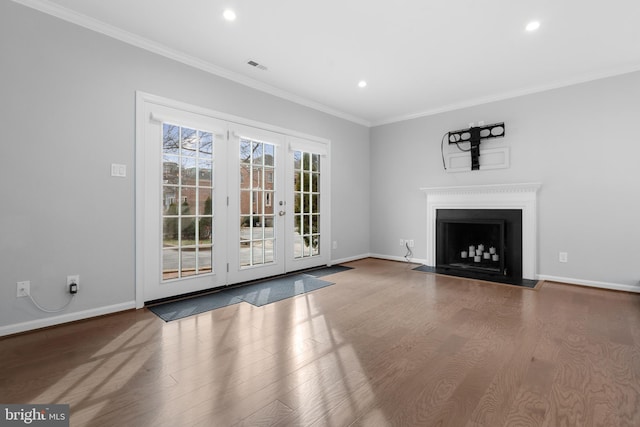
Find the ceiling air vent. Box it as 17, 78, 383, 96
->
247, 60, 268, 71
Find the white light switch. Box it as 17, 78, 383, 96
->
111, 164, 126, 177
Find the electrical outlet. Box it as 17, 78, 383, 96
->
67, 275, 80, 293
332, 241, 338, 249
400, 239, 404, 246
559, 252, 568, 263
17, 281, 30, 298
408, 239, 415, 248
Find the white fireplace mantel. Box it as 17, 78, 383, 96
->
420, 183, 541, 279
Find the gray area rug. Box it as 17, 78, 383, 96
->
148, 266, 351, 321
305, 264, 353, 277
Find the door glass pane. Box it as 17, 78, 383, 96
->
181, 248, 197, 277
162, 248, 179, 280
264, 240, 275, 263
181, 128, 198, 157
199, 159, 212, 187
240, 242, 251, 267
162, 123, 215, 281
163, 125, 180, 155
264, 144, 274, 166
163, 216, 179, 245
293, 150, 321, 259
197, 190, 213, 215
264, 216, 274, 238
199, 246, 212, 274
199, 216, 212, 245
239, 138, 276, 268
293, 236, 303, 259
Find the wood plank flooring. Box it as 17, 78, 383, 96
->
1, 258, 640, 426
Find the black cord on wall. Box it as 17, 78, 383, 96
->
404, 242, 413, 262
442, 131, 474, 171
440, 132, 448, 170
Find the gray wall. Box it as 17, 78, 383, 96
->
371, 71, 640, 287
0, 2, 370, 331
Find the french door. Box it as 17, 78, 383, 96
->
137, 102, 228, 302
226, 125, 286, 284
285, 136, 330, 273
136, 94, 330, 305
226, 128, 331, 284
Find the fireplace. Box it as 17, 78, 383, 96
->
436, 209, 522, 281
421, 183, 541, 283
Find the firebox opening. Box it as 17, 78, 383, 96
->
437, 219, 505, 274
436, 209, 523, 282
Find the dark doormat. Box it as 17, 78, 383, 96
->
148, 273, 335, 322
412, 265, 539, 289
305, 264, 353, 277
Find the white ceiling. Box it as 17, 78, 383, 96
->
18, 0, 640, 126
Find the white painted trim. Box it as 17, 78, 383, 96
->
372, 66, 640, 126
11, 0, 371, 127
0, 301, 136, 337
419, 183, 542, 195
369, 253, 427, 265
331, 253, 372, 265
538, 275, 640, 294
421, 183, 541, 280
288, 136, 329, 157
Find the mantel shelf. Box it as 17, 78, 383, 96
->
420, 182, 541, 195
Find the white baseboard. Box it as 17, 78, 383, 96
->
369, 253, 427, 265
0, 301, 136, 337
537, 275, 640, 293
359, 255, 639, 293
331, 253, 372, 265
4, 273, 631, 338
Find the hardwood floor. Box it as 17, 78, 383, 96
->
2, 258, 640, 426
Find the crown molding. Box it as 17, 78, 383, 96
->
372, 65, 640, 127
11, 0, 372, 128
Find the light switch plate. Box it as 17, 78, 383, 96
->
111, 164, 126, 177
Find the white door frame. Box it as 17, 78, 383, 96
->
135, 92, 331, 308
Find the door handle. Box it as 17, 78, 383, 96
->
279, 210, 286, 216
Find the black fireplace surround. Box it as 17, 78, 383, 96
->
436, 209, 524, 284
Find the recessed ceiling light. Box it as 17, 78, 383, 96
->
525, 21, 540, 32
358, 80, 367, 88
223, 9, 236, 21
